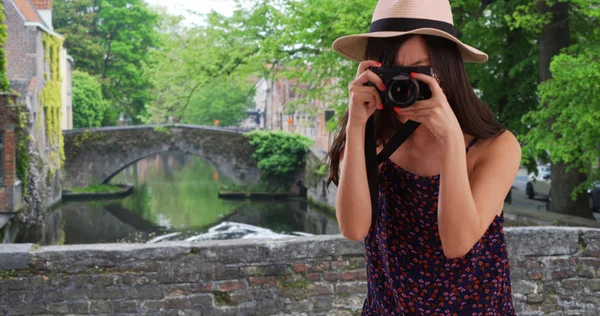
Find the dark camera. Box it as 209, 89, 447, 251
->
367, 66, 434, 108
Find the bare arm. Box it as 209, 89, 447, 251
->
438, 130, 521, 258
335, 60, 385, 241
336, 124, 374, 241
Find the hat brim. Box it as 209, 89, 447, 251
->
332, 28, 488, 63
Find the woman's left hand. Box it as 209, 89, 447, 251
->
395, 72, 462, 142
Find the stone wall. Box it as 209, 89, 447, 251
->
0, 227, 598, 315
62, 125, 266, 189
305, 147, 337, 210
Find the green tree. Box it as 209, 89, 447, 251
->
142, 7, 265, 124
180, 77, 256, 126
52, 0, 104, 74
516, 0, 599, 218
451, 0, 539, 135
72, 70, 106, 128
53, 0, 162, 124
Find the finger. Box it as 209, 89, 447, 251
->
410, 72, 443, 96
350, 91, 378, 112
398, 103, 436, 113
356, 60, 382, 77
351, 70, 386, 91
350, 85, 383, 109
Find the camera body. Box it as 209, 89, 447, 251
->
368, 66, 434, 108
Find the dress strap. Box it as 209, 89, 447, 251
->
466, 137, 478, 153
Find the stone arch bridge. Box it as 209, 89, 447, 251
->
62, 125, 264, 189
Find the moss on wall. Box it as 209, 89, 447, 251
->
39, 33, 65, 173
0, 1, 10, 91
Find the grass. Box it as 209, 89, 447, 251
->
220, 183, 288, 194
70, 184, 122, 194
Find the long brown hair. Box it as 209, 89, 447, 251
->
326, 34, 505, 186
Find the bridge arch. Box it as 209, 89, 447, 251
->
63, 125, 264, 188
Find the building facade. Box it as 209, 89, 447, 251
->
247, 69, 336, 154
2, 0, 73, 216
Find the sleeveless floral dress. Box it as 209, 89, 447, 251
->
362, 139, 516, 315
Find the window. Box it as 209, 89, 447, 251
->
325, 110, 335, 123
0, 131, 4, 184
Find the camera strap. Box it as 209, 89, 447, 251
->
365, 114, 420, 227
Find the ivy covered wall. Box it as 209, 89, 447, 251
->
39, 32, 65, 173
0, 1, 9, 91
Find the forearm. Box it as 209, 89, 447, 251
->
336, 124, 373, 241
438, 134, 481, 258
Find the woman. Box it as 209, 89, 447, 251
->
327, 0, 520, 314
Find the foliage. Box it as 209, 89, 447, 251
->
53, 0, 162, 124
514, 1, 600, 200
220, 183, 288, 194
70, 184, 122, 193
521, 38, 600, 199
141, 7, 261, 124
72, 70, 107, 128
451, 0, 539, 135
143, 0, 378, 126
315, 163, 328, 177
15, 106, 30, 195
39, 33, 65, 171
0, 1, 9, 91
16, 135, 30, 194
179, 77, 255, 127
245, 130, 312, 189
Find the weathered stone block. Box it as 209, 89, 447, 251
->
165, 297, 187, 309
527, 293, 545, 303
139, 299, 166, 312
69, 301, 91, 314
0, 243, 32, 270
587, 279, 600, 292
189, 293, 214, 308
90, 300, 111, 313
110, 300, 138, 313
308, 282, 334, 296
238, 299, 283, 316
505, 227, 580, 256
215, 266, 240, 280
306, 273, 321, 281
324, 271, 340, 281
217, 280, 247, 292
551, 270, 576, 280
512, 280, 538, 295
248, 276, 279, 288
307, 236, 363, 258
123, 285, 164, 300
311, 295, 334, 312
335, 282, 368, 295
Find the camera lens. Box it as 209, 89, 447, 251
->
387, 79, 418, 108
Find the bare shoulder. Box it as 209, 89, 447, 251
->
474, 130, 521, 168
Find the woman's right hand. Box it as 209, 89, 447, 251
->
346, 60, 386, 129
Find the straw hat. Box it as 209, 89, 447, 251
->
332, 0, 488, 63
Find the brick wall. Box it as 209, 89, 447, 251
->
0, 227, 598, 315
5, 2, 38, 82
0, 187, 7, 210
2, 129, 15, 187
0, 94, 19, 211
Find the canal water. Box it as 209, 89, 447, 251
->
16, 151, 339, 245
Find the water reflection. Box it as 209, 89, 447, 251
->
19, 151, 338, 245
